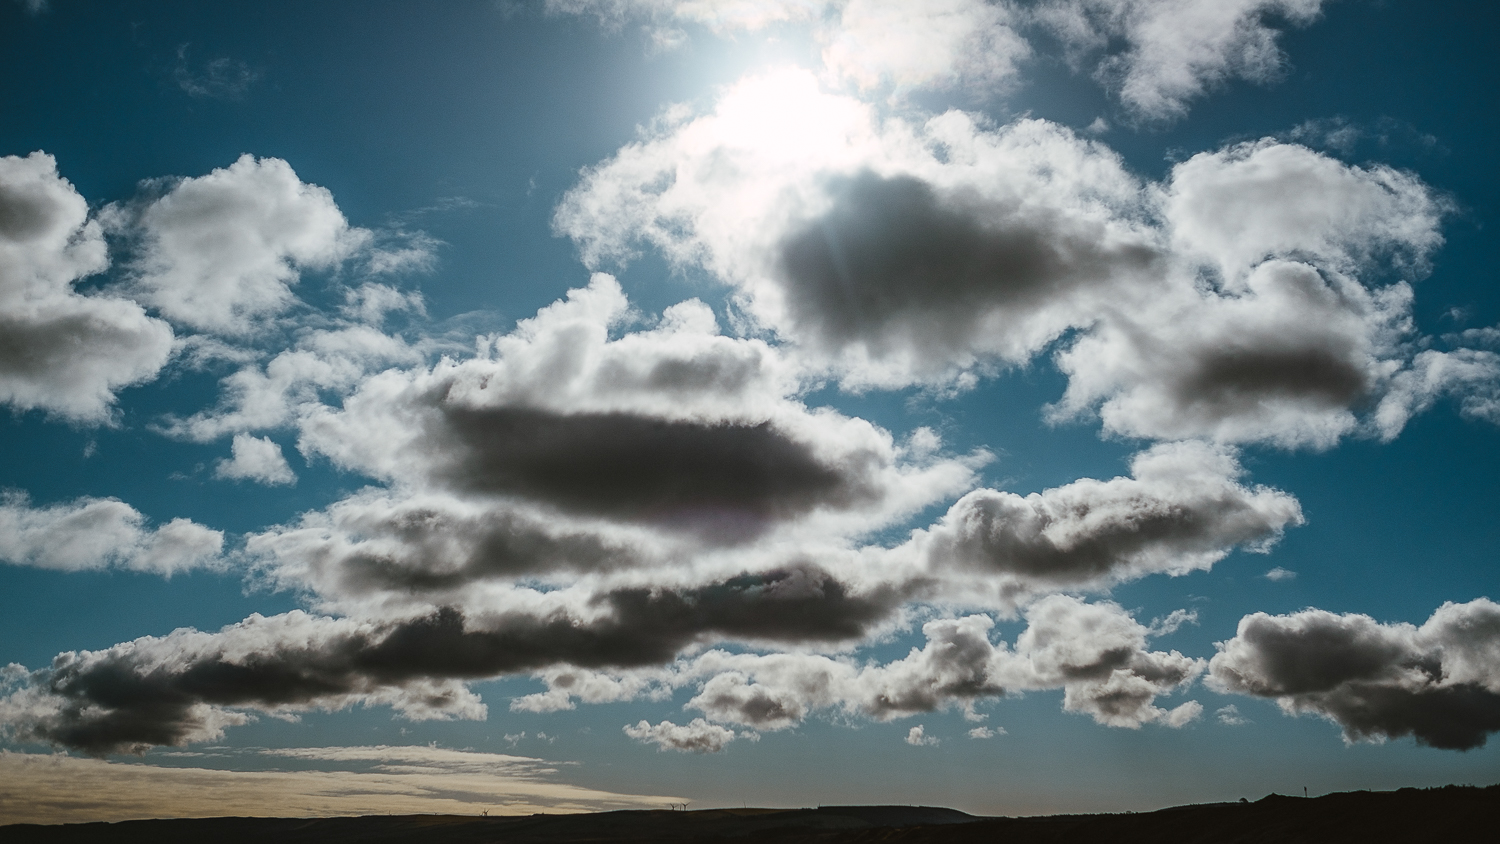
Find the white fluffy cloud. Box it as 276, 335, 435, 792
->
555, 1, 1328, 117
0, 152, 173, 422
1033, 0, 1328, 121
215, 433, 296, 485
904, 441, 1302, 601
1209, 599, 1500, 749
1051, 259, 1413, 448
623, 718, 742, 752
1161, 140, 1444, 283
0, 492, 222, 576
122, 155, 369, 334
821, 0, 1030, 96
160, 324, 426, 442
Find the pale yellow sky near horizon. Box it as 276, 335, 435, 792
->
0, 747, 680, 826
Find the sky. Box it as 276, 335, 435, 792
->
1, 0, 1498, 826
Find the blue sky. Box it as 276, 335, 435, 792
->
1, 0, 1498, 824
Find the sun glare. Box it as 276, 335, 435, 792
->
710, 68, 867, 163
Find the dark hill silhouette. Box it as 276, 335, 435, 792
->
3, 785, 1495, 843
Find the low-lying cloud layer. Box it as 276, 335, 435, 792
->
0, 746, 676, 824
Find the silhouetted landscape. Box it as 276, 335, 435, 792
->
5, 784, 1495, 843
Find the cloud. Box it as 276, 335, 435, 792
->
0, 152, 173, 423
968, 725, 1001, 738
553, 1, 1327, 117
1052, 260, 1418, 448
1032, 0, 1328, 122
1215, 703, 1248, 725
527, 597, 1205, 735
557, 76, 1161, 389
1161, 139, 1444, 284
904, 724, 939, 745
623, 718, 740, 753
1374, 348, 1500, 439
215, 433, 296, 485
0, 491, 223, 576
1048, 140, 1455, 448
174, 46, 261, 100
0, 747, 677, 825
772, 168, 1158, 382
905, 441, 1302, 598
557, 75, 1493, 446
821, 0, 1031, 97
1264, 566, 1295, 581
158, 324, 427, 442
1209, 599, 1500, 749
296, 274, 978, 540
0, 561, 922, 755
119, 155, 370, 334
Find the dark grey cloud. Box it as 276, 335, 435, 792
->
257, 497, 644, 596
431, 404, 882, 532
776, 170, 1157, 362
1170, 337, 1372, 417
1210, 600, 1500, 750
1, 566, 904, 754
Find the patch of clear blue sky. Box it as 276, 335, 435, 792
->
1, 0, 1497, 811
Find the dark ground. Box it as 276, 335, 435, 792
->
3, 784, 1495, 843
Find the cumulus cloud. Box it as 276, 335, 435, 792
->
1264, 566, 1295, 581
120, 155, 369, 334
1048, 140, 1456, 448
215, 433, 296, 485
1053, 260, 1416, 448
1215, 703, 1248, 725
159, 324, 426, 442
1032, 0, 1328, 122
0, 152, 173, 422
821, 0, 1030, 96
905, 441, 1302, 600
904, 724, 939, 745
296, 274, 977, 541
1209, 599, 1500, 749
624, 718, 740, 752
524, 597, 1205, 735
557, 75, 1161, 389
968, 725, 1002, 738
0, 491, 223, 576
1160, 140, 1444, 284
554, 1, 1330, 117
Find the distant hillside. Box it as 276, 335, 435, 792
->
3, 785, 1495, 843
